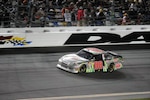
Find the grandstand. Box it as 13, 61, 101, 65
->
0, 0, 150, 28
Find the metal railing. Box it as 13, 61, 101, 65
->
0, 0, 150, 28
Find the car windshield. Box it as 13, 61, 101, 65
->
76, 50, 93, 60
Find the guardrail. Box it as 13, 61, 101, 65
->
0, 25, 150, 49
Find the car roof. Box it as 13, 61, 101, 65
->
83, 47, 105, 55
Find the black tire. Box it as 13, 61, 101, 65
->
79, 65, 86, 73
108, 63, 114, 73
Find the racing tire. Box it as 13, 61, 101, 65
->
108, 63, 114, 73
79, 65, 86, 73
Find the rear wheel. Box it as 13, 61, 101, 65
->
108, 63, 114, 73
79, 65, 86, 73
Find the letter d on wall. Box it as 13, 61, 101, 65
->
64, 33, 121, 44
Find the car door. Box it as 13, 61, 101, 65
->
93, 54, 103, 71
86, 54, 103, 72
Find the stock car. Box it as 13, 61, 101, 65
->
57, 47, 123, 73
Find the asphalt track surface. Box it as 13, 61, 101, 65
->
0, 49, 150, 100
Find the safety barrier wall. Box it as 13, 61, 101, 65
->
0, 25, 150, 48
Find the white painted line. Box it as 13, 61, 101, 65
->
19, 91, 150, 100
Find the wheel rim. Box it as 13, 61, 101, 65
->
109, 67, 114, 72
108, 64, 114, 72
79, 66, 86, 73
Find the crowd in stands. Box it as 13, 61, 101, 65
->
0, 0, 150, 27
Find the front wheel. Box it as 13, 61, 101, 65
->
79, 65, 86, 73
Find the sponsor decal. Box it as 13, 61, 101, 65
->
86, 62, 95, 73
64, 32, 150, 45
0, 36, 32, 46
86, 61, 103, 73
94, 61, 103, 70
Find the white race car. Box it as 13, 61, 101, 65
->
57, 47, 123, 73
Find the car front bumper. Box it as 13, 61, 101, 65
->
57, 64, 79, 73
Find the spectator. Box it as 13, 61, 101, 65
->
71, 9, 76, 26
136, 13, 142, 25
83, 8, 89, 26
68, 2, 75, 11
0, 0, 150, 27
88, 8, 96, 26
76, 0, 83, 8
54, 0, 62, 7
104, 8, 112, 26
76, 6, 84, 26
64, 9, 72, 26
96, 8, 106, 26
34, 8, 45, 20
61, 5, 69, 20
128, 8, 137, 22
129, 2, 135, 11
122, 13, 128, 25
82, 2, 87, 9
48, 8, 56, 20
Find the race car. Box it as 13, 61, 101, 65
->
57, 47, 123, 73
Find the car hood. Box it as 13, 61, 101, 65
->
60, 54, 88, 64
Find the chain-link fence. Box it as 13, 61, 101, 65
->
0, 0, 150, 28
